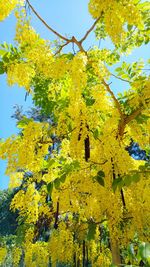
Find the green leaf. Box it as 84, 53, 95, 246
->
17, 117, 33, 129
2, 53, 10, 63
0, 50, 6, 57
127, 24, 133, 31
130, 72, 136, 78
53, 160, 80, 190
59, 53, 74, 60
16, 224, 26, 244
1, 42, 9, 49
124, 175, 132, 186
47, 158, 56, 168
138, 165, 146, 171
65, 53, 74, 60
136, 114, 150, 124
138, 243, 150, 261
145, 37, 149, 45
97, 170, 105, 178
0, 61, 5, 74
145, 162, 150, 169
60, 173, 67, 183
71, 160, 80, 170
85, 97, 95, 106
112, 177, 123, 192
128, 67, 132, 74
122, 172, 140, 187
47, 182, 53, 196
87, 223, 96, 241
94, 170, 105, 187
127, 244, 135, 259
93, 128, 99, 139
131, 173, 140, 183
64, 160, 80, 173
115, 67, 122, 72
97, 176, 105, 186
54, 178, 61, 189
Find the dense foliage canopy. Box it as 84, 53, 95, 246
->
0, 0, 150, 266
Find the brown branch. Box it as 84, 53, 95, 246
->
26, 0, 70, 42
118, 106, 143, 137
117, 81, 150, 138
54, 201, 59, 229
102, 79, 123, 117
120, 188, 126, 207
26, 1, 102, 54
84, 136, 90, 162
71, 36, 86, 53
111, 158, 126, 208
55, 36, 87, 55
82, 240, 86, 267
125, 106, 143, 125
79, 13, 103, 44
54, 41, 71, 55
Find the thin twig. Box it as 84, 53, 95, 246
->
98, 38, 101, 49
72, 42, 76, 54
26, 1, 103, 54
137, 68, 150, 71
111, 73, 130, 83
26, 0, 70, 42
80, 13, 103, 43
55, 41, 70, 55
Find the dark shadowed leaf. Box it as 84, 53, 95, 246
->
87, 223, 97, 240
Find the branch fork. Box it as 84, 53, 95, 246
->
26, 0, 102, 54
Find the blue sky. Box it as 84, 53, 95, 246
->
0, 0, 149, 189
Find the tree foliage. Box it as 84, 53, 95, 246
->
0, 0, 150, 266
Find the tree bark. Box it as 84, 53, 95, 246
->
83, 240, 86, 267
110, 238, 121, 266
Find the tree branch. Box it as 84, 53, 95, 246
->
54, 201, 59, 229
79, 13, 103, 44
101, 79, 142, 138
102, 79, 123, 117
26, 0, 70, 42
111, 73, 130, 83
118, 106, 143, 137
71, 36, 86, 53
125, 107, 143, 125
26, 0, 102, 54
111, 158, 126, 208
54, 41, 71, 55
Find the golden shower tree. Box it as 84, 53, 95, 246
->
0, 0, 150, 266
